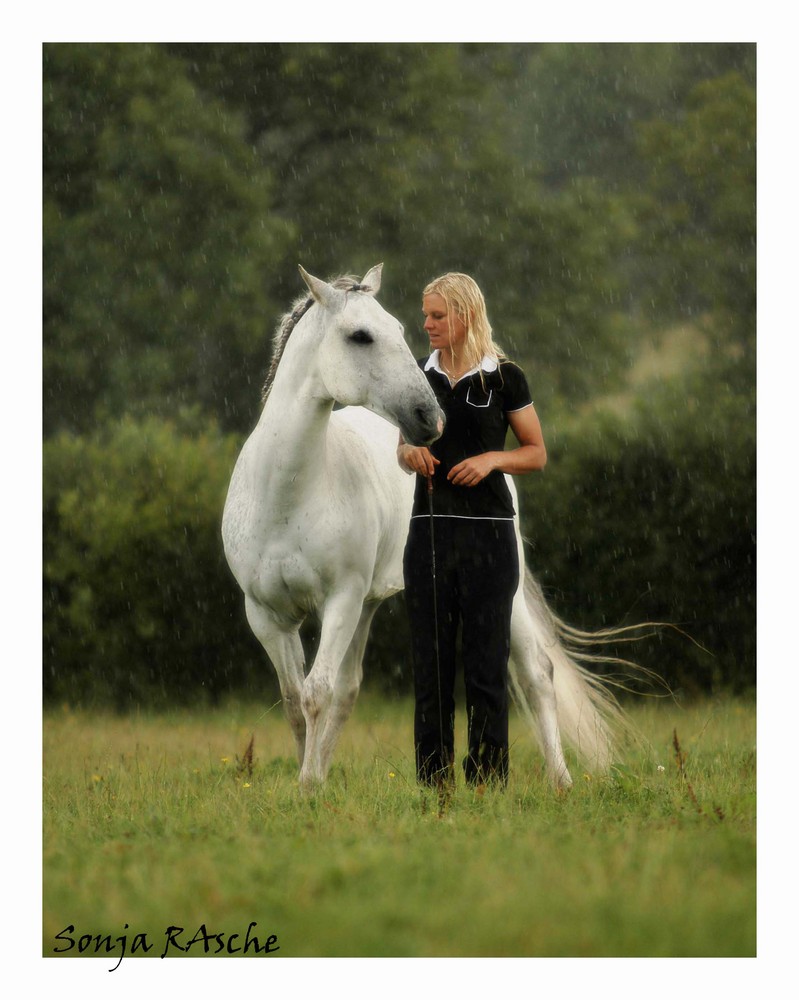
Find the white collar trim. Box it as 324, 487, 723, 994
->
425, 351, 498, 381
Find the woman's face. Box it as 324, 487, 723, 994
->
423, 293, 467, 354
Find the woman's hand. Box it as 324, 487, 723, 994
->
397, 441, 440, 477
448, 452, 498, 486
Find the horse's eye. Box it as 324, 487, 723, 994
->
349, 330, 374, 345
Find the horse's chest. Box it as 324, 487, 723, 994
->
251, 520, 347, 617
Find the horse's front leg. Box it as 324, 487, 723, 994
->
245, 597, 307, 765
299, 587, 367, 789
317, 601, 380, 776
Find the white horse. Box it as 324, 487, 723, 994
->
222, 264, 623, 790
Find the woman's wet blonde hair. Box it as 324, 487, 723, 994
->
423, 272, 506, 374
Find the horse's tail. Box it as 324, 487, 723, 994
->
509, 568, 662, 772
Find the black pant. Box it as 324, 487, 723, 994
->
403, 516, 520, 786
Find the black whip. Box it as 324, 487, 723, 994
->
426, 475, 445, 778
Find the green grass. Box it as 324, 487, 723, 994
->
43, 694, 755, 959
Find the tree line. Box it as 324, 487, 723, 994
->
43, 43, 755, 705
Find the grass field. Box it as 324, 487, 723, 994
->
42, 693, 755, 961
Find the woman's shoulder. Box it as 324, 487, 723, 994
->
493, 358, 532, 407
496, 356, 525, 373
495, 358, 529, 384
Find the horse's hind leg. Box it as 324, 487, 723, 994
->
317, 602, 379, 776
509, 590, 573, 789
245, 597, 307, 765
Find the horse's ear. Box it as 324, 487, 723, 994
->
299, 266, 344, 311
360, 263, 383, 296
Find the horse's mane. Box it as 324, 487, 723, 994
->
261, 274, 373, 404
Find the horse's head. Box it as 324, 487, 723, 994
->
299, 264, 443, 446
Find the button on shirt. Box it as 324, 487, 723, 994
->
411, 352, 534, 520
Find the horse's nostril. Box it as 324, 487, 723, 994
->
414, 407, 443, 440
416, 406, 440, 424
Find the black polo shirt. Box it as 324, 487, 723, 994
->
411, 352, 533, 520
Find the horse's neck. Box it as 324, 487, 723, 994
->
252, 333, 332, 514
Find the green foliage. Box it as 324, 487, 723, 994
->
42, 43, 757, 699
503, 43, 754, 189
43, 378, 753, 705
635, 71, 756, 352
170, 42, 637, 404
519, 362, 755, 694
43, 43, 756, 430
43, 416, 270, 707
43, 43, 295, 433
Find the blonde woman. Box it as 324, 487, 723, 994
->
398, 273, 547, 787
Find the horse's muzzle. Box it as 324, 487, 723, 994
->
401, 405, 444, 447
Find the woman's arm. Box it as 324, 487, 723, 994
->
447, 405, 546, 487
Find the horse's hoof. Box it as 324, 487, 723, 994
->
552, 768, 573, 791
298, 768, 324, 793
